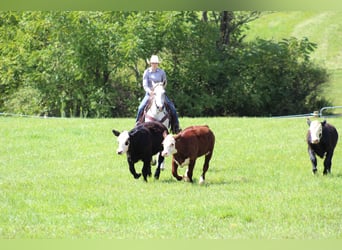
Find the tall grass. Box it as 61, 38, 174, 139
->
0, 116, 341, 239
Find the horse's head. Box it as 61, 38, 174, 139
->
152, 81, 166, 112
144, 80, 169, 128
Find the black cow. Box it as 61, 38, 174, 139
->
307, 119, 338, 175
112, 121, 168, 181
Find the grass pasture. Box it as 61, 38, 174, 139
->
0, 116, 342, 239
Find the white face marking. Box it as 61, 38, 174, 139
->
153, 84, 165, 111
309, 120, 322, 144
162, 134, 177, 157
116, 131, 129, 154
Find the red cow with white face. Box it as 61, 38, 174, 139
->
162, 125, 215, 184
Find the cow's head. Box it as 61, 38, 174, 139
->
307, 119, 326, 144
112, 129, 130, 155
162, 134, 177, 157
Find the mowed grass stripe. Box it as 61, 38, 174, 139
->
0, 117, 341, 239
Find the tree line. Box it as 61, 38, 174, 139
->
0, 11, 330, 117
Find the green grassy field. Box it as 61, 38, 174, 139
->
246, 11, 342, 106
1, 116, 341, 239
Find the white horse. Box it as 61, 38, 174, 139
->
144, 81, 170, 130
144, 81, 170, 170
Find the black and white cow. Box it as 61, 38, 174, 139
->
307, 119, 338, 175
112, 121, 168, 181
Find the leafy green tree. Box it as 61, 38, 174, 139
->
220, 38, 330, 116
0, 11, 331, 118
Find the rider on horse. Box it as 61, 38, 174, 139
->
136, 55, 181, 133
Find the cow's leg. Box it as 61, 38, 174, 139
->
184, 159, 195, 183
200, 153, 212, 184
142, 157, 152, 182
308, 148, 317, 174
323, 151, 333, 175
172, 159, 182, 181
159, 152, 165, 170
154, 152, 164, 180
128, 160, 141, 179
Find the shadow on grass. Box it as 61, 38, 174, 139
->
333, 172, 342, 178
158, 175, 251, 186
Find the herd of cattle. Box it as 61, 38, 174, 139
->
112, 118, 338, 183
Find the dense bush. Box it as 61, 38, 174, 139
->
3, 86, 43, 115
218, 38, 330, 116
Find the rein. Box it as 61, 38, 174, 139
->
145, 112, 169, 123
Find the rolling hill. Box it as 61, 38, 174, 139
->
245, 11, 342, 107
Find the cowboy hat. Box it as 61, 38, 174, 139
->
149, 55, 160, 64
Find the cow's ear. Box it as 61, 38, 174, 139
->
322, 120, 327, 126
307, 118, 311, 126
112, 129, 120, 137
